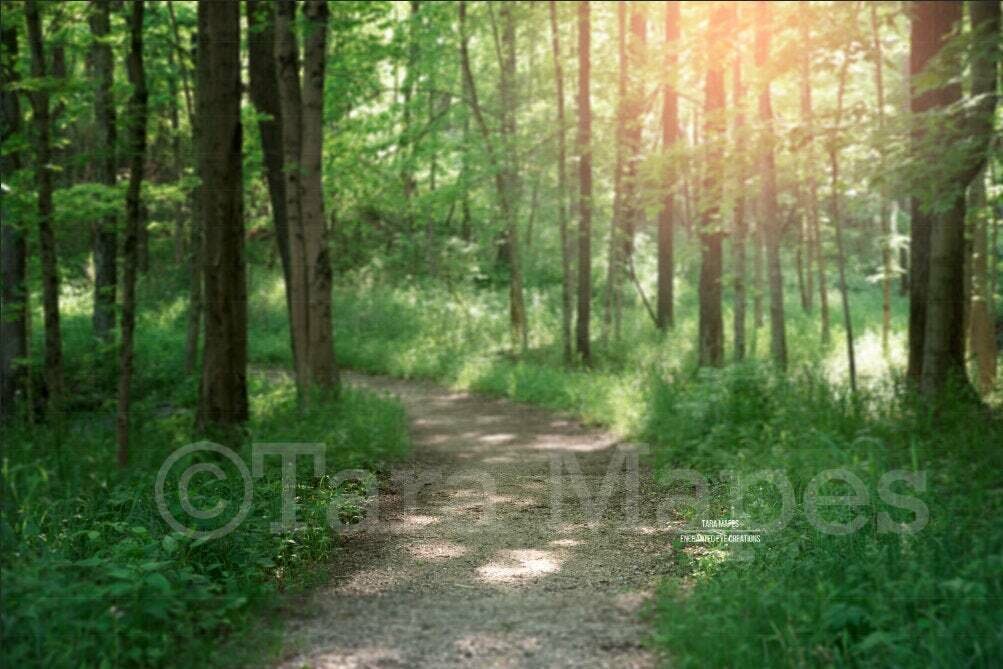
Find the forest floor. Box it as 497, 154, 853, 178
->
276, 372, 671, 668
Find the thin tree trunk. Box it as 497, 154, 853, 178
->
458, 1, 526, 354
830, 55, 857, 393
697, 3, 728, 368
604, 1, 627, 346
184, 31, 201, 375
196, 0, 248, 429
1, 25, 27, 420
117, 0, 147, 466
247, 0, 293, 331
167, 38, 184, 265
869, 4, 893, 358
755, 1, 787, 369
731, 24, 747, 361
301, 0, 338, 392
548, 0, 574, 364
499, 3, 527, 353
275, 0, 310, 392
969, 170, 997, 394
657, 2, 679, 331
799, 3, 829, 345
575, 1, 592, 365
90, 0, 118, 342
25, 0, 63, 411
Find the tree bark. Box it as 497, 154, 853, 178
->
549, 0, 574, 364
731, 19, 747, 361
275, 0, 310, 391
907, 1, 961, 385
657, 2, 679, 331
90, 0, 118, 342
499, 3, 527, 353
575, 1, 592, 365
755, 1, 787, 369
697, 3, 728, 368
246, 0, 292, 318
604, 1, 627, 346
301, 0, 338, 392
870, 4, 893, 358
919, 0, 997, 397
830, 55, 857, 393
1, 25, 26, 420
117, 0, 147, 466
196, 0, 248, 429
799, 3, 829, 345
25, 0, 64, 411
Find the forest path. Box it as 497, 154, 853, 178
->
277, 372, 671, 668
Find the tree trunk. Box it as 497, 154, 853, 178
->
246, 1, 293, 329
657, 2, 679, 331
907, 1, 960, 385
1, 25, 27, 420
731, 24, 747, 361
697, 3, 728, 368
755, 1, 787, 369
458, 1, 526, 354
301, 0, 338, 392
117, 0, 147, 467
575, 1, 592, 365
25, 0, 63, 411
90, 0, 118, 343
870, 4, 893, 358
799, 3, 828, 345
969, 171, 997, 394
275, 0, 310, 392
919, 0, 997, 397
196, 0, 248, 429
604, 1, 627, 346
830, 55, 857, 393
549, 0, 574, 364
184, 31, 202, 376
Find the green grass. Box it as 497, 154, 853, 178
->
4, 234, 1000, 667
315, 256, 1001, 667
0, 262, 411, 668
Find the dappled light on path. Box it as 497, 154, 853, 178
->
277, 373, 667, 668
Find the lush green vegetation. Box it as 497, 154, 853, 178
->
0, 259, 410, 667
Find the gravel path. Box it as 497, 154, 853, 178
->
277, 373, 671, 668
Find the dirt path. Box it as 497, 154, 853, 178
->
277, 373, 671, 668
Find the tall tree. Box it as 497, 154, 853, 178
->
24, 0, 63, 410
275, 0, 309, 391
731, 11, 747, 361
246, 0, 293, 342
549, 0, 574, 364
907, 1, 961, 387
196, 0, 248, 429
870, 4, 893, 357
697, 3, 728, 367
499, 2, 527, 353
799, 2, 829, 344
575, 0, 592, 364
604, 1, 628, 344
919, 0, 998, 396
117, 0, 147, 466
89, 0, 117, 342
829, 50, 858, 393
754, 1, 787, 369
1, 24, 26, 420
458, 0, 527, 353
657, 1, 679, 331
301, 0, 338, 392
